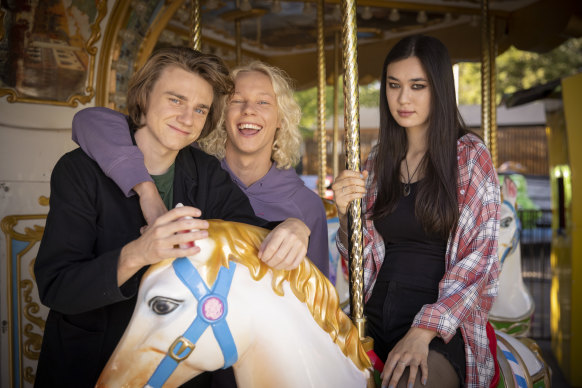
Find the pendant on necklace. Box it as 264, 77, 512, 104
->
403, 183, 411, 197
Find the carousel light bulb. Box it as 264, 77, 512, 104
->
361, 6, 373, 20
271, 0, 282, 14
444, 12, 453, 23
389, 8, 400, 22
417, 10, 427, 24
240, 0, 252, 12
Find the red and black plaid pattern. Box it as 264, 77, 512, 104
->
337, 133, 500, 387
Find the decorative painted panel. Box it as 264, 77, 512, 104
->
1, 212, 47, 388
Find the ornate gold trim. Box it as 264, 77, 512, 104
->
0, 0, 107, 106
96, 0, 132, 107
519, 337, 552, 387
2, 214, 47, 388
135, 0, 186, 71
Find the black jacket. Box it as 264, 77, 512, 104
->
34, 146, 270, 387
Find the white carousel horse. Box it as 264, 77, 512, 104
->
322, 198, 350, 308
327, 216, 350, 307
95, 217, 550, 388
489, 176, 535, 336
96, 220, 372, 388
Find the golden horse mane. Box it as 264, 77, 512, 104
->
152, 219, 371, 372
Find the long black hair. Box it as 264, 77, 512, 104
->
373, 34, 468, 240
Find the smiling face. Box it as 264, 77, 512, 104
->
385, 56, 431, 133
139, 65, 214, 155
224, 71, 281, 162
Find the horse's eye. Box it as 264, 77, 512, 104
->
148, 296, 181, 315
500, 217, 513, 228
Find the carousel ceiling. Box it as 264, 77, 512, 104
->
100, 0, 582, 106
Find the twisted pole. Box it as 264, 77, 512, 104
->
341, 0, 366, 343
480, 0, 491, 151
488, 14, 498, 168
332, 31, 340, 180
317, 0, 327, 198
189, 0, 201, 51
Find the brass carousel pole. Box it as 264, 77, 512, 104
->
332, 31, 340, 180
316, 0, 327, 198
190, 0, 202, 51
488, 14, 498, 168
480, 0, 494, 156
341, 0, 368, 346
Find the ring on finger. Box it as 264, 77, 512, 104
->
397, 361, 407, 365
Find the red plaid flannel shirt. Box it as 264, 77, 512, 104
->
337, 133, 500, 387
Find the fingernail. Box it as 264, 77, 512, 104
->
408, 383, 413, 388
422, 377, 427, 385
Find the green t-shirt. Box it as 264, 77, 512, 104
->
150, 163, 175, 210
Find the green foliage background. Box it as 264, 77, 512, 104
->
458, 37, 582, 105
294, 80, 380, 138
294, 37, 582, 135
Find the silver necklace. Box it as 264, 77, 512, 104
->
403, 157, 424, 197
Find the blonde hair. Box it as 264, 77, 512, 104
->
198, 61, 302, 169
148, 220, 371, 372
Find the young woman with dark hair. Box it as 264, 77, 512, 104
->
332, 35, 500, 388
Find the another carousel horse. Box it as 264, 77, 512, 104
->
490, 176, 535, 336
96, 220, 372, 388
322, 199, 350, 307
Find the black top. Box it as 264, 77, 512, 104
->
34, 146, 272, 388
373, 181, 447, 290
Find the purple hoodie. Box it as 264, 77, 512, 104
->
72, 107, 329, 276
221, 159, 329, 274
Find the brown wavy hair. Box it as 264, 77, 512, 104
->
126, 47, 234, 139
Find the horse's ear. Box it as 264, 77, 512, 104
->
502, 176, 518, 205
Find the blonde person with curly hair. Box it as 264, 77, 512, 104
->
71, 61, 329, 278
198, 62, 329, 275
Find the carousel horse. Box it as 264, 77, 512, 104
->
96, 217, 550, 388
489, 176, 535, 336
322, 199, 350, 307
96, 219, 372, 388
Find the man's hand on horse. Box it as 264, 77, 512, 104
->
258, 218, 310, 271
117, 205, 208, 285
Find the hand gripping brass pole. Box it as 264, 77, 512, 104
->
190, 0, 201, 51
340, 0, 369, 349
317, 0, 327, 198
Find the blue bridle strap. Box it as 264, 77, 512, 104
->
145, 258, 238, 388
500, 200, 522, 265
